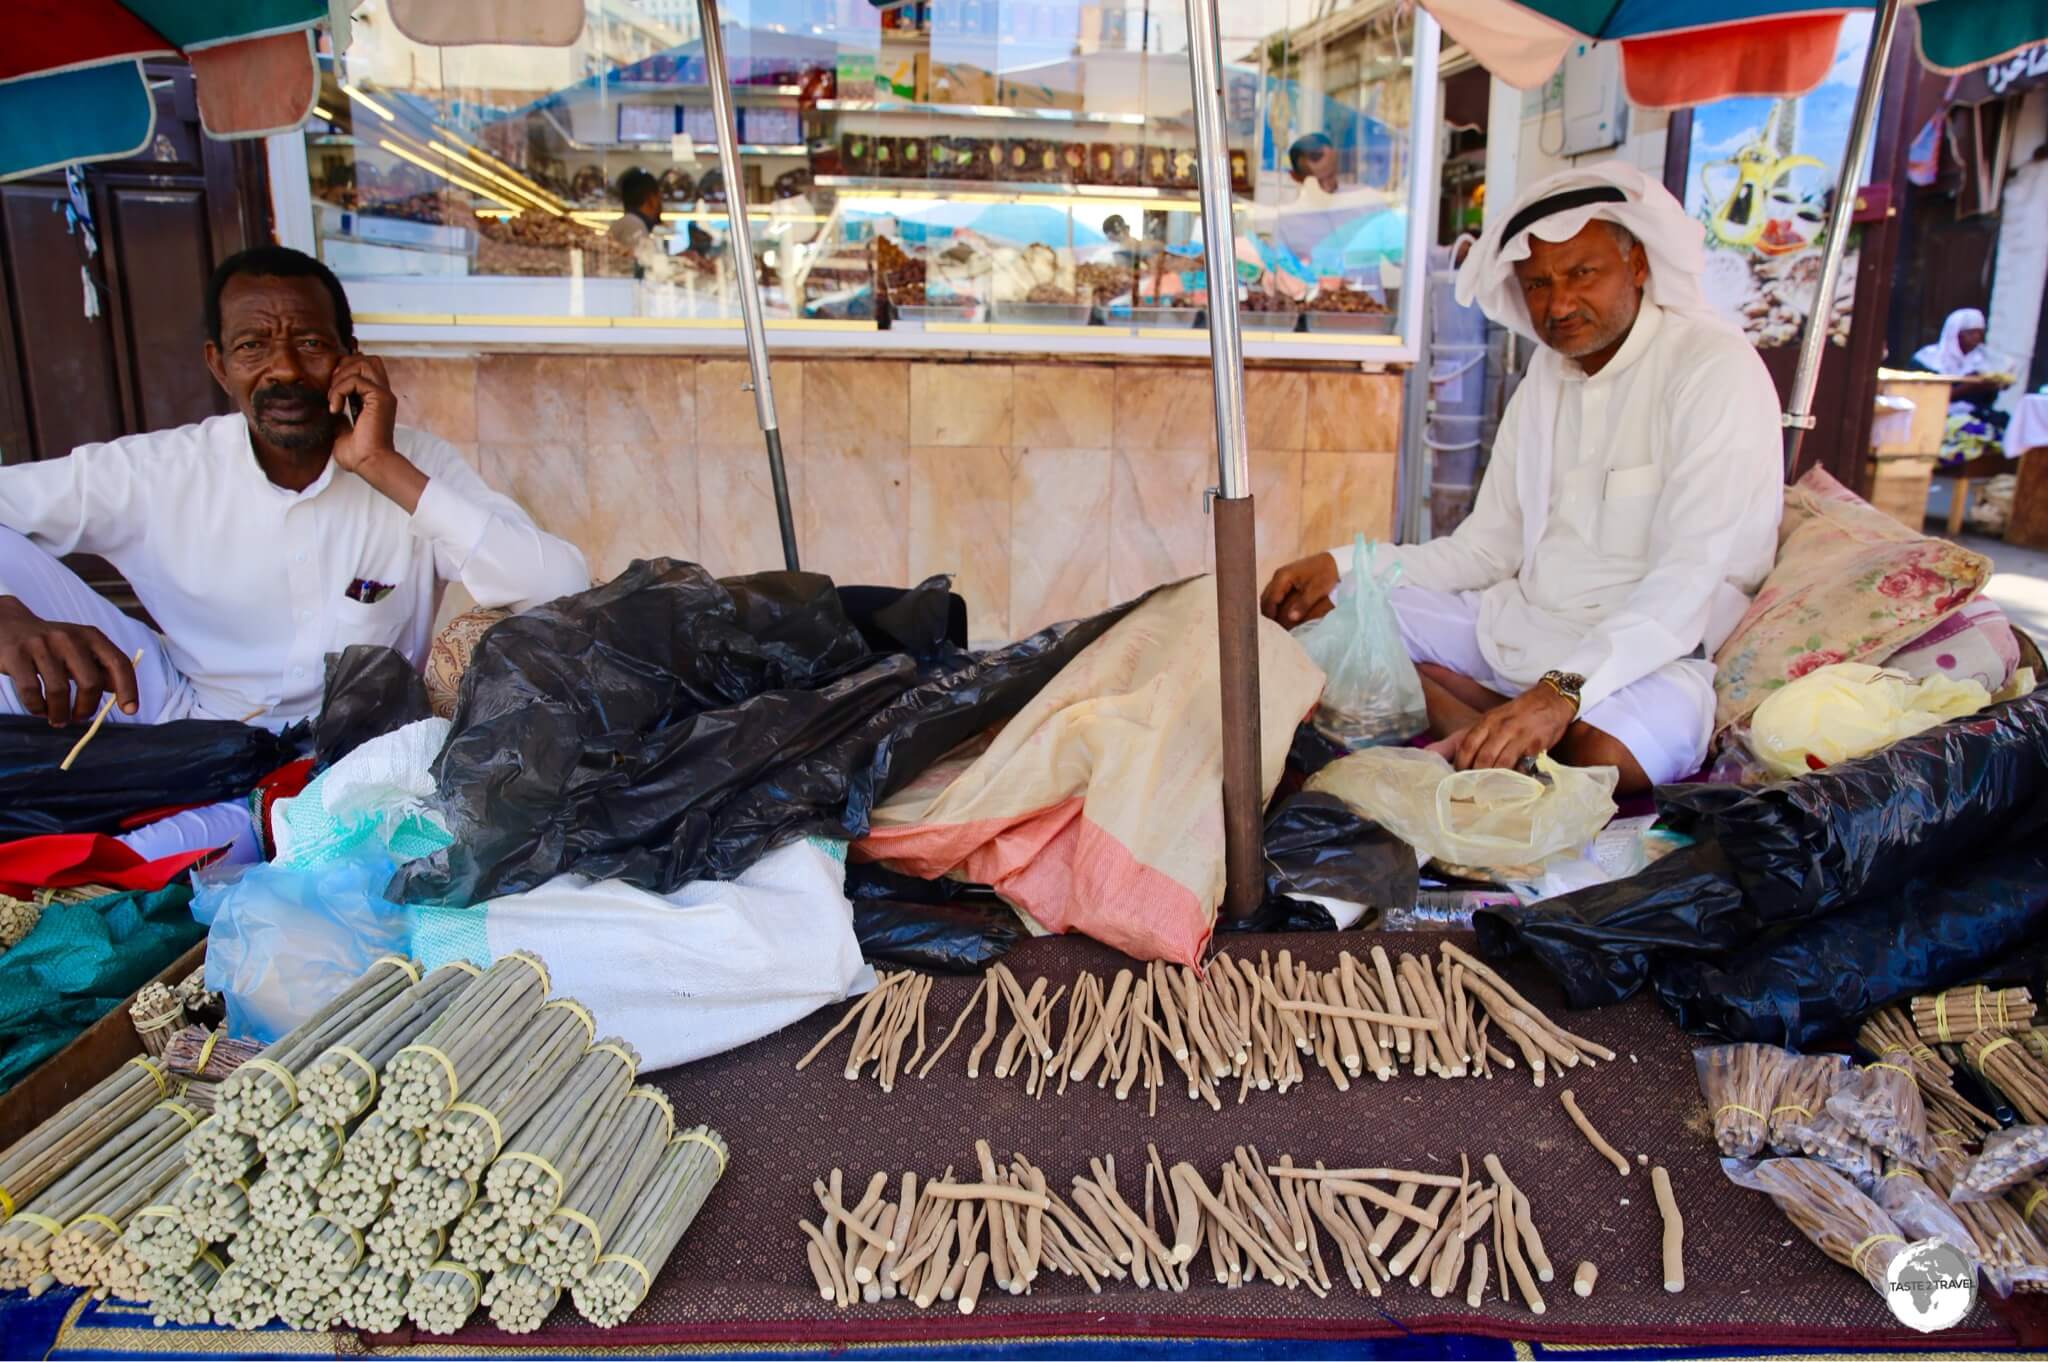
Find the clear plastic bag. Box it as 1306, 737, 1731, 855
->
1873, 1163, 1988, 1292
1695, 1043, 1795, 1159
1307, 747, 1618, 870
1776, 1060, 1884, 1189
1954, 1126, 2048, 1203
1722, 1156, 1908, 1298
1826, 1052, 1938, 1170
1749, 662, 1991, 780
1292, 536, 1427, 750
1771, 1053, 1852, 1153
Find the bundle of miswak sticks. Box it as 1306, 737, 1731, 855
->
0, 951, 728, 1336
801, 944, 1614, 1111
798, 1141, 1678, 1315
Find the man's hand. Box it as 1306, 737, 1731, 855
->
0, 597, 137, 727
1452, 684, 1577, 774
328, 354, 428, 513
1260, 552, 1339, 626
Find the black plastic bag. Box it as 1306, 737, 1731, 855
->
392, 560, 1137, 907
853, 899, 1021, 972
0, 717, 299, 839
1264, 792, 1418, 916
844, 860, 1001, 906
1657, 689, 2048, 922
1473, 842, 1746, 1009
313, 645, 431, 768
1654, 844, 2048, 1048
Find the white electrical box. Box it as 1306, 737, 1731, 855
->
1560, 41, 1628, 157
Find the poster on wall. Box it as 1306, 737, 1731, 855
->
1684, 14, 1872, 349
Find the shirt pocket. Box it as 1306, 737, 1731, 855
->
329, 582, 410, 648
1597, 463, 1663, 561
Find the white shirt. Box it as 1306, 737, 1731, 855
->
1333, 300, 1783, 711
0, 414, 589, 724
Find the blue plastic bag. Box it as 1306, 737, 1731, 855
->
1292, 536, 1428, 749
193, 851, 412, 1044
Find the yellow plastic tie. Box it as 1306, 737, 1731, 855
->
0, 1186, 12, 1219
503, 951, 551, 995
431, 1259, 482, 1295
555, 1206, 603, 1256
626, 1086, 676, 1142
449, 1101, 505, 1160
397, 1044, 461, 1105
371, 954, 423, 985
1881, 1166, 1922, 1181
127, 1055, 168, 1097
1769, 1104, 1813, 1121
240, 1058, 298, 1107
1850, 1233, 1904, 1276
1975, 1036, 2019, 1065
595, 1250, 653, 1295
67, 1212, 121, 1238
157, 1101, 200, 1130
1974, 987, 1985, 1033
2025, 1188, 2047, 1222
1712, 1103, 1765, 1122
135, 1205, 181, 1221
447, 960, 483, 977
195, 1028, 222, 1075
543, 998, 596, 1046
498, 1152, 565, 1198
591, 1042, 637, 1075
329, 1045, 379, 1107
200, 1251, 226, 1274
674, 1129, 728, 1175
13, 1212, 63, 1238
1866, 1062, 1913, 1080
1935, 992, 1953, 1043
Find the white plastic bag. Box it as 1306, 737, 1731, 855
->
412, 837, 869, 1071
1306, 746, 1617, 869
1750, 663, 1990, 779
1292, 536, 1427, 749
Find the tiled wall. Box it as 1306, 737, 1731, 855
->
384, 353, 1402, 643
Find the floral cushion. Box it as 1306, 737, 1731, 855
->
1711, 466, 1990, 734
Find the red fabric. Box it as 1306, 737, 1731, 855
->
0, 834, 220, 898
250, 757, 316, 860
0, 0, 175, 82
189, 31, 316, 137
1621, 14, 1843, 109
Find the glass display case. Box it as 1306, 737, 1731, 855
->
286, 0, 1425, 355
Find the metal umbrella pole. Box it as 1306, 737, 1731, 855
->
1782, 0, 1903, 476
1183, 0, 1263, 921
696, 0, 802, 570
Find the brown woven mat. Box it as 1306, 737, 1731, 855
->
430, 931, 2015, 1349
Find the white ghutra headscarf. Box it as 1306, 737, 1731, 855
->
1914, 307, 1990, 376
1454, 160, 1733, 340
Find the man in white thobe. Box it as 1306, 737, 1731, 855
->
1263, 162, 1783, 793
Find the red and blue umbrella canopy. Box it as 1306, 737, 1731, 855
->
1422, 0, 2048, 105
1, 0, 329, 179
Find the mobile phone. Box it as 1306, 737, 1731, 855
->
346, 392, 364, 426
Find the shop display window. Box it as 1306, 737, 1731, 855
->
294, 0, 1426, 354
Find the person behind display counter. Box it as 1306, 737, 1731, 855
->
1286, 133, 1340, 203
608, 167, 665, 271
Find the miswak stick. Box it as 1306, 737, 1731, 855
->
1385, 1187, 1454, 1277
1115, 978, 1151, 1102
1368, 1183, 1419, 1256
1466, 1242, 1490, 1308
1494, 1181, 1545, 1313
1651, 1165, 1684, 1292
919, 977, 988, 1080
994, 977, 1046, 1080
1574, 1260, 1598, 1297
965, 972, 1003, 1079
992, 965, 1054, 1060
1560, 1089, 1630, 1176
1484, 1154, 1552, 1282
1073, 970, 1131, 1085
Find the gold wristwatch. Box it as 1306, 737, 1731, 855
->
1538, 670, 1585, 715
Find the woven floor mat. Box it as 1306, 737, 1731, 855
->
415, 932, 2016, 1350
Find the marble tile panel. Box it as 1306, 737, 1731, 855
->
910, 363, 1013, 447
697, 442, 807, 577
1305, 370, 1403, 452
1109, 444, 1213, 602
1113, 367, 1217, 454
1302, 449, 1399, 552
1012, 364, 1113, 448
479, 443, 589, 551
381, 356, 476, 444
800, 444, 909, 586
582, 442, 699, 582
696, 358, 804, 447
476, 355, 589, 445
1011, 447, 1111, 636
1245, 368, 1307, 452
910, 444, 1015, 644
1250, 446, 1306, 587
802, 359, 909, 453
587, 355, 696, 445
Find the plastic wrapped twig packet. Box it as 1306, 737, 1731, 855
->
1724, 1156, 1910, 1298
1827, 1051, 1938, 1170
1954, 1127, 2048, 1204
1770, 1053, 1849, 1153
1777, 1063, 1884, 1189
1926, 1151, 2048, 1294
1874, 1161, 1989, 1291
1695, 1044, 1793, 1159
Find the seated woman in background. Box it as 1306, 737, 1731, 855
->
1915, 307, 2010, 462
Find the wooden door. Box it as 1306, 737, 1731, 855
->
0, 62, 267, 606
